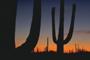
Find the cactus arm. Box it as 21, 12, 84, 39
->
64, 4, 76, 44
26, 0, 41, 49
18, 0, 41, 50
58, 0, 64, 41
52, 7, 57, 43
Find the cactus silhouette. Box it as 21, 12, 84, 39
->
47, 37, 49, 52
45, 38, 49, 52
18, 0, 41, 52
0, 0, 17, 55
52, 0, 76, 55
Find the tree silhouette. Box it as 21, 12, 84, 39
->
18, 0, 41, 53
52, 0, 76, 56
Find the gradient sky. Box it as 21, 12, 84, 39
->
15, 0, 90, 52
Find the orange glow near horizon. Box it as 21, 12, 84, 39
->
15, 39, 90, 53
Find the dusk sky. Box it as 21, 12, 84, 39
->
15, 0, 90, 52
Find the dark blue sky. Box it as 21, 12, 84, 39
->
15, 0, 90, 51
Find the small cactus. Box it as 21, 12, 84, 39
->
45, 37, 49, 52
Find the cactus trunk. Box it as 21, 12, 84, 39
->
0, 0, 17, 58
52, 0, 76, 56
18, 0, 41, 52
0, 0, 17, 54
57, 0, 64, 55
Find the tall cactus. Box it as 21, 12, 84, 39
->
0, 0, 17, 54
18, 0, 41, 52
52, 0, 76, 55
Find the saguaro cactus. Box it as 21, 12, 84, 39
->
0, 0, 17, 53
18, 0, 41, 52
52, 0, 76, 55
